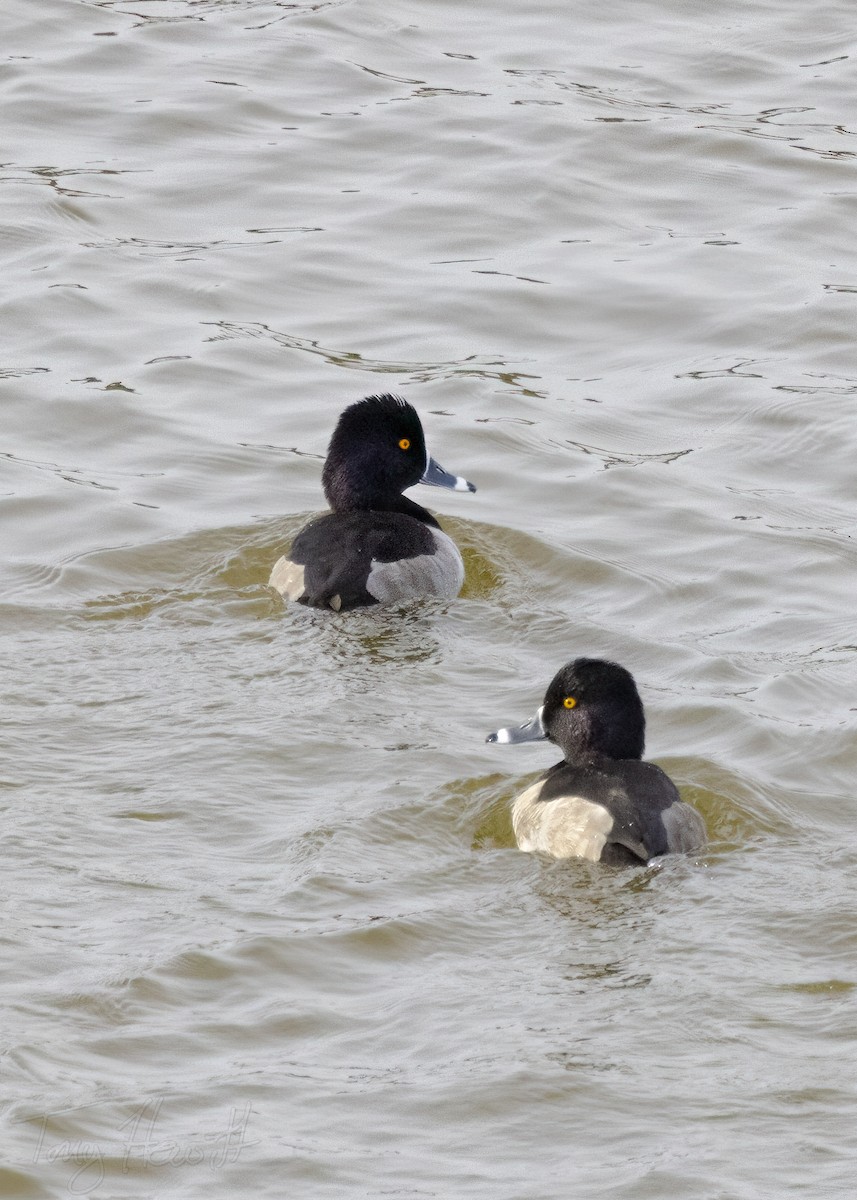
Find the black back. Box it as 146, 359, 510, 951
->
538, 755, 682, 862
289, 510, 436, 609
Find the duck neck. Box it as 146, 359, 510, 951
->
390, 494, 440, 528
323, 478, 440, 528
546, 748, 603, 775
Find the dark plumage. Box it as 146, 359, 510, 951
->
487, 658, 706, 865
269, 394, 475, 610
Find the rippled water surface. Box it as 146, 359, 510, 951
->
3, 0, 857, 1195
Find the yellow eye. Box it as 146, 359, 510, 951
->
399, 438, 410, 450
563, 696, 576, 709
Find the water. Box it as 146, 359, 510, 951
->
3, 0, 856, 1195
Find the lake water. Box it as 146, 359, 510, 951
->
3, 0, 857, 1196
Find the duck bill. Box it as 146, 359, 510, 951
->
486, 706, 547, 745
420, 455, 476, 494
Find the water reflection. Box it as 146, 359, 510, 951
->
296, 601, 446, 669
205, 320, 543, 390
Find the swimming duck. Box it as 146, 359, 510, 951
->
269, 394, 476, 610
487, 658, 706, 865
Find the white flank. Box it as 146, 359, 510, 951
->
268, 557, 306, 600
512, 781, 614, 862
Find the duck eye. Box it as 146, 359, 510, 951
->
399, 438, 411, 450
563, 696, 576, 709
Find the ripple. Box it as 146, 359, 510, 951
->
204, 320, 541, 389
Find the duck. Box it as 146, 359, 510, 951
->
487, 657, 706, 865
269, 393, 476, 610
